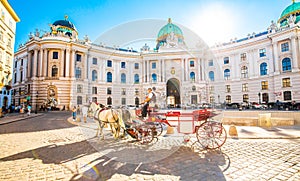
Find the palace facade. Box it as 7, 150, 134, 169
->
12, 1, 300, 111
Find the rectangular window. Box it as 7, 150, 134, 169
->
21, 59, 23, 66
121, 88, 126, 95
225, 85, 231, 93
209, 86, 214, 93
134, 63, 139, 69
242, 83, 248, 92
224, 57, 229, 64
208, 60, 214, 66
190, 60, 195, 67
121, 62, 126, 68
152, 62, 156, 69
240, 53, 246, 61
107, 87, 112, 94
107, 60, 112, 67
53, 52, 58, 59
76, 54, 82, 62
259, 48, 266, 57
261, 81, 268, 90
121, 98, 126, 105
77, 85, 83, 93
281, 42, 289, 52
92, 57, 97, 65
243, 94, 249, 103
92, 87, 97, 94
135, 88, 139, 95
282, 78, 291, 87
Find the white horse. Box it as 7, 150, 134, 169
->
89, 102, 125, 140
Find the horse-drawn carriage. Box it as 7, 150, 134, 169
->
88, 102, 227, 149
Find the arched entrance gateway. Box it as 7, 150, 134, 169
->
166, 78, 181, 107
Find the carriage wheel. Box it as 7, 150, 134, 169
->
137, 125, 154, 144
146, 122, 163, 137
195, 121, 227, 149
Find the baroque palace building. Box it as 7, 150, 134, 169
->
0, 0, 19, 111
12, 1, 300, 111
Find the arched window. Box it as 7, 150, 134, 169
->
75, 67, 81, 78
107, 97, 112, 105
190, 72, 195, 81
121, 73, 126, 83
107, 72, 112, 82
152, 73, 157, 83
241, 66, 248, 78
209, 71, 214, 81
226, 95, 231, 103
260, 62, 268, 75
77, 96, 82, 105
224, 69, 230, 80
282, 58, 291, 72
134, 74, 139, 84
92, 70, 97, 81
52, 65, 58, 77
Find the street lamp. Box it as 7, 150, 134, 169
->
258, 92, 261, 104
35, 91, 38, 114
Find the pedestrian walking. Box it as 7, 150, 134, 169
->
72, 106, 77, 121
27, 104, 32, 116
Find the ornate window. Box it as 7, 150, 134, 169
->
121, 73, 126, 83
226, 95, 231, 103
121, 98, 126, 105
134, 63, 139, 69
242, 83, 248, 92
121, 62, 126, 68
107, 60, 112, 67
282, 78, 291, 87
208, 60, 213, 66
77, 85, 83, 93
92, 57, 97, 65
262, 93, 269, 103
107, 97, 112, 105
190, 72, 195, 82
259, 48, 266, 57
241, 66, 248, 78
281, 42, 289, 52
225, 85, 231, 93
52, 65, 58, 77
77, 96, 82, 105
76, 54, 82, 62
224, 57, 229, 64
261, 81, 268, 90
152, 73, 157, 83
190, 60, 195, 67
152, 62, 156, 69
134, 74, 139, 84
224, 69, 230, 80
121, 88, 126, 95
106, 72, 112, 82
282, 58, 291, 72
92, 70, 97, 81
283, 91, 292, 101
209, 71, 214, 81
53, 52, 58, 59
260, 62, 268, 75
240, 53, 246, 61
242, 94, 249, 103
107, 87, 112, 95
75, 67, 81, 78
92, 87, 97, 94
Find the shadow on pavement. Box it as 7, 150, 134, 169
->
0, 137, 229, 180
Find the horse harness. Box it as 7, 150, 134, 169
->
96, 107, 120, 124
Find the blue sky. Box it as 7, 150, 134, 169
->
9, 0, 291, 51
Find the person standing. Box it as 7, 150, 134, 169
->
140, 88, 155, 118
72, 106, 77, 121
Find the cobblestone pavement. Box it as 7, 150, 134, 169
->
0, 113, 299, 180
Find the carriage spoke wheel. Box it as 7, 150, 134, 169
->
146, 122, 163, 137
196, 121, 227, 149
137, 125, 154, 144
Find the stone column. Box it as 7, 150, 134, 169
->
273, 41, 279, 74
147, 59, 150, 83
291, 36, 299, 71
84, 53, 88, 79
38, 49, 43, 77
181, 58, 185, 81
197, 58, 201, 81
27, 52, 32, 80
65, 48, 70, 77
32, 49, 38, 77
162, 59, 165, 82
70, 49, 75, 77
60, 49, 65, 77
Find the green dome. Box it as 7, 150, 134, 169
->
278, 1, 300, 27
156, 18, 184, 49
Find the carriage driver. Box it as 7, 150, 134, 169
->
140, 88, 155, 118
